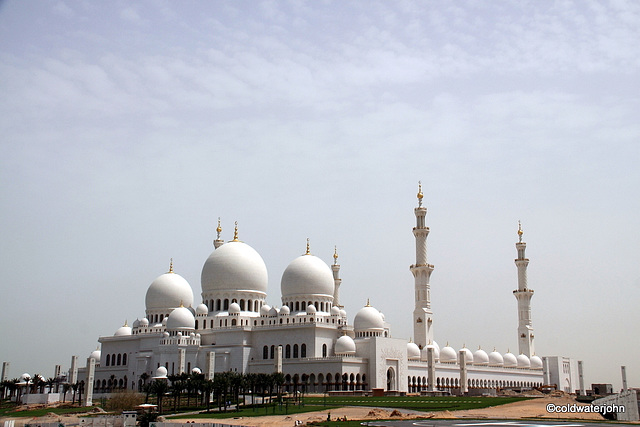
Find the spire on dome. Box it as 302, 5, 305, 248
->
417, 181, 424, 207
233, 221, 239, 242
333, 246, 338, 265
216, 217, 222, 239
305, 238, 311, 255
365, 298, 371, 307
168, 258, 174, 273
123, 320, 128, 327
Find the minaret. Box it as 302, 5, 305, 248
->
411, 182, 434, 349
513, 221, 535, 357
214, 218, 224, 249
332, 246, 342, 307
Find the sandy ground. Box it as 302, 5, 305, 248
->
4, 395, 635, 427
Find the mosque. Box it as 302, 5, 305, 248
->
69, 185, 584, 403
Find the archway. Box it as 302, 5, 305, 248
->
386, 367, 396, 391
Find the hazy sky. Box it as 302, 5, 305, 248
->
0, 1, 638, 391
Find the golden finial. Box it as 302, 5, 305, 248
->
365, 298, 371, 307
179, 300, 184, 308
233, 221, 239, 241
124, 320, 128, 327
216, 217, 222, 237
517, 220, 523, 242
417, 181, 424, 206
168, 258, 174, 273
333, 246, 338, 264
305, 238, 311, 255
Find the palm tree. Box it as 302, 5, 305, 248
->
140, 372, 150, 392
271, 372, 285, 404
201, 379, 215, 412
150, 379, 169, 414
62, 383, 71, 403
71, 383, 79, 405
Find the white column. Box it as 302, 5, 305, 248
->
205, 351, 215, 380
622, 366, 628, 392
1, 362, 8, 382
69, 356, 78, 385
427, 347, 435, 392
276, 346, 283, 373
459, 350, 468, 395
578, 361, 585, 395
178, 349, 186, 374
83, 357, 95, 406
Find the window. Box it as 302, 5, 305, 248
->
122, 353, 127, 365
263, 346, 268, 359
106, 354, 110, 366
293, 344, 299, 358
285, 344, 291, 359
270, 345, 275, 359
322, 344, 327, 357
301, 343, 306, 358
117, 354, 122, 365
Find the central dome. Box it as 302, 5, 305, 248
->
201, 241, 268, 294
281, 254, 335, 298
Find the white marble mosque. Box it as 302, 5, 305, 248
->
61, 184, 583, 403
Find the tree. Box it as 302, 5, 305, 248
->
201, 379, 215, 412
150, 380, 169, 414
62, 383, 71, 403
71, 383, 79, 405
139, 372, 150, 392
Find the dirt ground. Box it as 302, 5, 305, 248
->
4, 395, 636, 427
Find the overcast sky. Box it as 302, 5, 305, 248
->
0, 1, 638, 391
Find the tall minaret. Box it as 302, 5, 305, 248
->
411, 182, 434, 349
332, 246, 343, 308
513, 221, 535, 357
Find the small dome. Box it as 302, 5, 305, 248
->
339, 309, 347, 317
331, 306, 341, 315
166, 306, 195, 330
280, 305, 290, 315
189, 332, 196, 338
145, 271, 194, 311
196, 333, 200, 338
154, 366, 168, 379
421, 341, 440, 362
196, 303, 209, 315
473, 349, 489, 365
20, 373, 31, 382
229, 302, 241, 315
353, 305, 384, 332
306, 304, 317, 314
140, 318, 149, 326
503, 352, 518, 368
530, 355, 543, 370
459, 347, 474, 364
114, 323, 132, 336
132, 319, 140, 328
440, 345, 457, 363
268, 306, 279, 317
90, 349, 101, 361
260, 304, 271, 316
489, 350, 504, 366
201, 241, 268, 294
407, 342, 421, 360
335, 335, 356, 354
163, 331, 169, 337
192, 367, 202, 374
281, 254, 335, 299
517, 354, 531, 368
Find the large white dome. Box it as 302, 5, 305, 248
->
335, 335, 356, 354
353, 305, 384, 332
145, 271, 194, 311
166, 306, 195, 330
201, 241, 268, 294
281, 254, 335, 298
